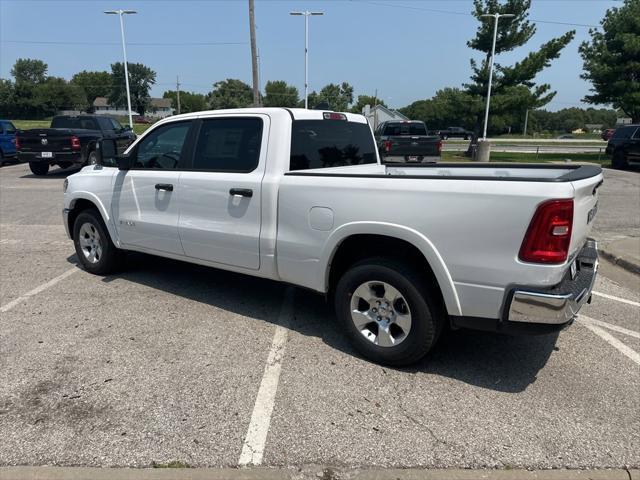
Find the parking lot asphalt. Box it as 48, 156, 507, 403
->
0, 163, 638, 470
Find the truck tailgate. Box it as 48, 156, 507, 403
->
570, 172, 603, 258
385, 136, 440, 156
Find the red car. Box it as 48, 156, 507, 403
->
601, 128, 615, 141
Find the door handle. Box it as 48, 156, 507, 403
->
229, 188, 253, 198
155, 183, 173, 191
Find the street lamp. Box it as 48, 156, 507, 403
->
104, 9, 137, 129
480, 12, 514, 140
290, 10, 323, 109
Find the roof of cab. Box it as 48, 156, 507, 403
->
160, 107, 368, 124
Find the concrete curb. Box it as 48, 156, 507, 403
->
598, 246, 640, 276
0, 467, 638, 480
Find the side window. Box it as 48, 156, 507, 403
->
134, 121, 191, 170
632, 128, 640, 140
97, 117, 114, 132
3, 123, 16, 134
110, 118, 124, 131
192, 117, 263, 172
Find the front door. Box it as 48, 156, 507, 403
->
178, 116, 267, 270
112, 120, 194, 255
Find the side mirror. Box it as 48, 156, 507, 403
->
96, 138, 131, 170
123, 125, 132, 132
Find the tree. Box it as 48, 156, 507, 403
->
315, 82, 354, 111
11, 58, 47, 84
464, 0, 575, 136
207, 79, 253, 110
71, 70, 112, 112
580, 0, 640, 123
263, 80, 299, 107
350, 95, 387, 114
34, 77, 86, 116
400, 88, 478, 131
162, 90, 207, 114
0, 79, 16, 117
109, 62, 156, 116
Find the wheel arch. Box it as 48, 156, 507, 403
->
321, 223, 461, 316
67, 193, 119, 245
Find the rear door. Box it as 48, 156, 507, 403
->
112, 120, 194, 255
177, 115, 267, 270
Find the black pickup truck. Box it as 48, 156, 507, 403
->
17, 115, 136, 175
437, 126, 473, 140
374, 120, 442, 163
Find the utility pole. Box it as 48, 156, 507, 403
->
176, 75, 181, 115
104, 9, 137, 129
290, 10, 324, 109
249, 0, 260, 107
373, 88, 378, 130
523, 108, 529, 137
480, 12, 514, 140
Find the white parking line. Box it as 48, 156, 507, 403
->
592, 291, 640, 308
238, 287, 294, 466
580, 315, 640, 339
0, 266, 79, 313
580, 320, 640, 366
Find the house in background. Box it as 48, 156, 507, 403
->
93, 97, 138, 117
362, 104, 408, 130
92, 97, 174, 119
148, 98, 174, 119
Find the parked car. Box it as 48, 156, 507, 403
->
0, 120, 17, 165
63, 108, 602, 366
374, 120, 442, 163
605, 124, 640, 169
601, 128, 615, 141
133, 115, 152, 124
438, 126, 473, 140
17, 115, 136, 176
557, 134, 575, 139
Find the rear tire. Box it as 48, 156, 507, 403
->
612, 150, 628, 169
73, 209, 125, 275
334, 257, 442, 366
29, 162, 49, 176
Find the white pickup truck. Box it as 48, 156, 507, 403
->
63, 108, 602, 365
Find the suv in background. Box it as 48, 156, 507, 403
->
605, 125, 639, 169
0, 120, 17, 165
438, 126, 473, 140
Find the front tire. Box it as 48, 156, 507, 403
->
29, 162, 49, 176
73, 209, 124, 275
334, 258, 442, 366
87, 150, 98, 166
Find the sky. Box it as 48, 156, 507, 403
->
0, 0, 619, 110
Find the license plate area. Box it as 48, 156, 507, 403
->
408, 156, 419, 161
41, 152, 53, 158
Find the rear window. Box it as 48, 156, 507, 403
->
51, 117, 98, 130
383, 123, 427, 136
612, 126, 637, 139
290, 120, 377, 171
2, 122, 16, 134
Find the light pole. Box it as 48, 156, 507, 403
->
480, 12, 514, 140
105, 9, 137, 129
290, 10, 323, 109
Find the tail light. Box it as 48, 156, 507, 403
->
71, 136, 81, 150
14, 136, 20, 150
519, 199, 573, 264
384, 140, 392, 152
437, 139, 443, 154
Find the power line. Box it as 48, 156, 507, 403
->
357, 1, 599, 28
2, 40, 245, 46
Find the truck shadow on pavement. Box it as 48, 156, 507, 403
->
71, 251, 558, 394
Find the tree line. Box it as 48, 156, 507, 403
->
1, 0, 636, 132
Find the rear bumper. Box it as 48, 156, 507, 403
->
18, 151, 83, 163
507, 239, 598, 326
451, 239, 598, 335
